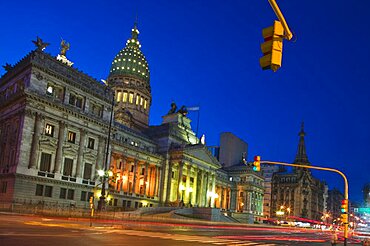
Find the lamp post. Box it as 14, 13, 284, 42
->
97, 87, 115, 211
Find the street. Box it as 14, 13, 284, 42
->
0, 213, 363, 245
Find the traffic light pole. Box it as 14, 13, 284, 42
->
267, 0, 293, 40
260, 160, 349, 245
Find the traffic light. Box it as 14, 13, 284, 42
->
89, 196, 94, 209
253, 155, 261, 172
341, 199, 348, 213
259, 20, 284, 72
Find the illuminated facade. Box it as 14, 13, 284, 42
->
0, 24, 264, 221
270, 123, 327, 220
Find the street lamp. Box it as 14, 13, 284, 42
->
97, 87, 115, 212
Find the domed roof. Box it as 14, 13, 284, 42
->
109, 23, 150, 82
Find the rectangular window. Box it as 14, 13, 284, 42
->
69, 93, 83, 108
114, 199, 118, 207
91, 104, 102, 117
129, 93, 134, 103
140, 97, 143, 106
45, 124, 54, 137
47, 84, 64, 101
60, 188, 67, 199
67, 131, 76, 143
80, 191, 87, 201
123, 92, 128, 102
76, 97, 83, 108
190, 177, 194, 183
44, 186, 52, 197
130, 165, 134, 172
135, 94, 140, 105
182, 175, 187, 183
55, 87, 64, 101
35, 184, 44, 196
127, 200, 131, 208
67, 189, 74, 200
63, 158, 73, 176
46, 84, 54, 96
69, 94, 76, 105
117, 91, 122, 102
87, 138, 95, 149
0, 181, 7, 193
144, 99, 147, 109
141, 168, 145, 175
40, 153, 51, 172
83, 163, 92, 180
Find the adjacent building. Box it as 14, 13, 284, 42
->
270, 123, 327, 221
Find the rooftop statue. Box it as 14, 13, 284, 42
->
32, 36, 49, 51
60, 39, 70, 56
167, 102, 177, 115
177, 105, 188, 116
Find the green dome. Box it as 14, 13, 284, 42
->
109, 24, 150, 82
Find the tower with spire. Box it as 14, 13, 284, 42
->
293, 122, 310, 175
107, 22, 151, 130
294, 122, 310, 165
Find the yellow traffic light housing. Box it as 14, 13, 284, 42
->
253, 155, 261, 172
341, 199, 348, 213
260, 20, 284, 72
89, 196, 94, 209
341, 213, 348, 224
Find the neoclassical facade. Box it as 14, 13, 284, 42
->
0, 24, 264, 221
270, 124, 327, 221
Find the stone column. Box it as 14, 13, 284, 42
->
185, 165, 190, 204
230, 183, 237, 212
96, 136, 105, 171
176, 162, 184, 203
126, 161, 132, 193
165, 162, 173, 203
211, 173, 216, 207
222, 187, 227, 209
143, 162, 149, 196
152, 166, 157, 197
197, 170, 204, 207
29, 112, 43, 169
156, 166, 161, 197
54, 121, 65, 173
218, 186, 225, 209
192, 166, 198, 206
120, 157, 126, 192
204, 172, 209, 206
131, 159, 139, 194
76, 129, 86, 178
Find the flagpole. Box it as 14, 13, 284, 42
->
196, 108, 200, 139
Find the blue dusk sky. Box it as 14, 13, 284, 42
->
1, 0, 369, 203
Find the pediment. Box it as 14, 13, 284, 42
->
183, 145, 221, 168
39, 136, 58, 148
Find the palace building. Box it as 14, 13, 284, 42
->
0, 23, 264, 221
